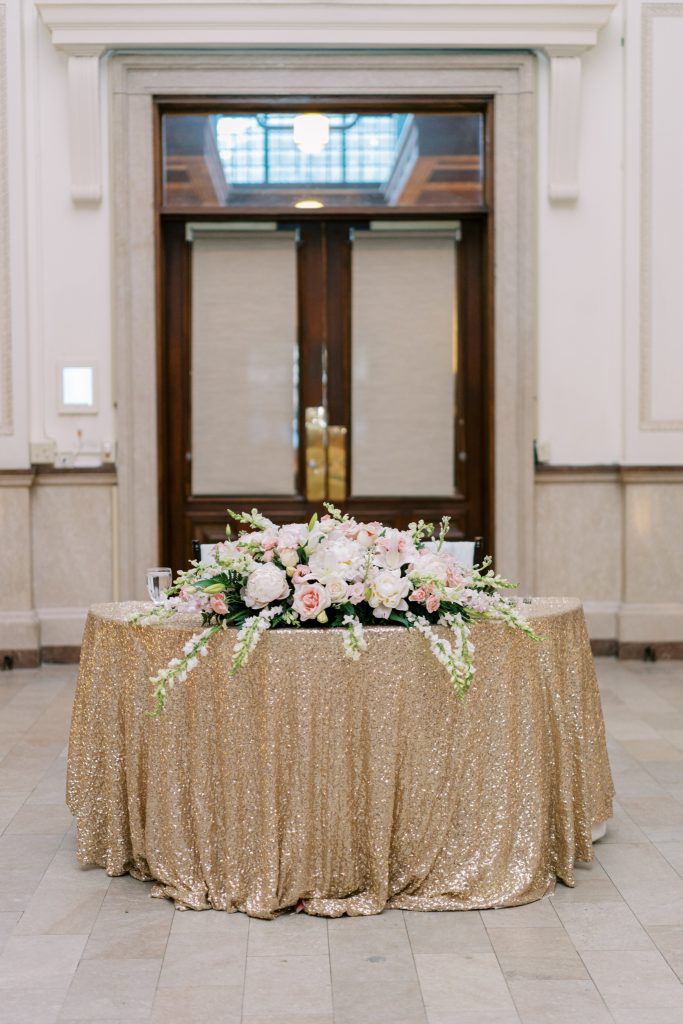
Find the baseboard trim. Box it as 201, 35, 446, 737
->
590, 639, 619, 657
0, 648, 41, 669
40, 646, 81, 664
618, 642, 683, 661
0, 645, 81, 668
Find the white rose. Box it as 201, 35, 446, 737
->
240, 563, 290, 609
278, 547, 299, 568
367, 568, 411, 619
325, 576, 349, 605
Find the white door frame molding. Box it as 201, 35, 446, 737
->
37, 0, 615, 202
109, 50, 536, 598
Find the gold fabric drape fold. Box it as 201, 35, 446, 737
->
67, 599, 613, 918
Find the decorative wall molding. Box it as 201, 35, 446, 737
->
37, 1, 616, 202
535, 463, 683, 483
36, 1, 619, 51
639, 3, 683, 431
67, 49, 104, 202
547, 54, 581, 200
0, 5, 12, 435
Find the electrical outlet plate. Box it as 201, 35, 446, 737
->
30, 441, 57, 465
537, 441, 551, 463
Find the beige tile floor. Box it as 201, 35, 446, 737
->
0, 659, 682, 1023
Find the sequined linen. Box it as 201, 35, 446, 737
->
67, 599, 614, 918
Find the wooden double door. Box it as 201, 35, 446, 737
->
160, 214, 490, 573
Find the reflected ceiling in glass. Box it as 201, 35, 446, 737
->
162, 110, 484, 209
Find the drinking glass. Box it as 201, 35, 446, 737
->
146, 567, 173, 605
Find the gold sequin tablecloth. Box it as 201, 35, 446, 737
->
67, 599, 614, 918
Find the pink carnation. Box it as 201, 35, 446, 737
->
426, 594, 441, 614
209, 593, 229, 615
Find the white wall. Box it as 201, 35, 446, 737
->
0, 1, 682, 652
2, 0, 113, 470
536, 4, 625, 466
3, 1, 679, 476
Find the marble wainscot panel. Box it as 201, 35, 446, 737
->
0, 472, 39, 663
31, 469, 116, 658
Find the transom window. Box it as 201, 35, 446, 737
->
162, 108, 485, 209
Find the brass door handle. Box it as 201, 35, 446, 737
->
327, 425, 348, 502
304, 407, 347, 503
305, 406, 327, 502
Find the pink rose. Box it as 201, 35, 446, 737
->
347, 582, 365, 604
210, 593, 229, 615
426, 594, 441, 614
262, 549, 274, 562
409, 586, 427, 603
292, 582, 331, 622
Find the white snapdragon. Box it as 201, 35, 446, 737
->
230, 605, 282, 675
149, 624, 222, 715
406, 611, 475, 699
341, 615, 368, 661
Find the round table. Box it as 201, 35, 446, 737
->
67, 598, 614, 918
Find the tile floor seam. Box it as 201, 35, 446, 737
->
480, 909, 524, 1024
323, 916, 336, 1024
400, 908, 429, 1024
576, 943, 683, 1016
239, 912, 251, 1023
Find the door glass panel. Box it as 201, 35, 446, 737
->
351, 228, 457, 497
189, 228, 299, 495
162, 112, 484, 210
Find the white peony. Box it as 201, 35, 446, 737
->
241, 563, 290, 609
308, 539, 363, 582
408, 550, 450, 582
277, 524, 307, 551
366, 568, 412, 619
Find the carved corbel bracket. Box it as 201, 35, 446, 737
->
65, 46, 105, 203
545, 50, 583, 202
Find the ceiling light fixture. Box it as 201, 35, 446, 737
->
294, 199, 324, 209
292, 113, 330, 155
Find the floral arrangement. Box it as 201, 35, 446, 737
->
130, 505, 540, 715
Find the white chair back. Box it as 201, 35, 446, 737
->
198, 543, 216, 562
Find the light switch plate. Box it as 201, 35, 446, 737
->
30, 441, 57, 465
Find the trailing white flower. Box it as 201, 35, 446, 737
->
406, 610, 474, 700
341, 615, 368, 661
149, 623, 222, 716
230, 605, 282, 676
125, 604, 175, 626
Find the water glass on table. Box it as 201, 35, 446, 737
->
146, 567, 173, 606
